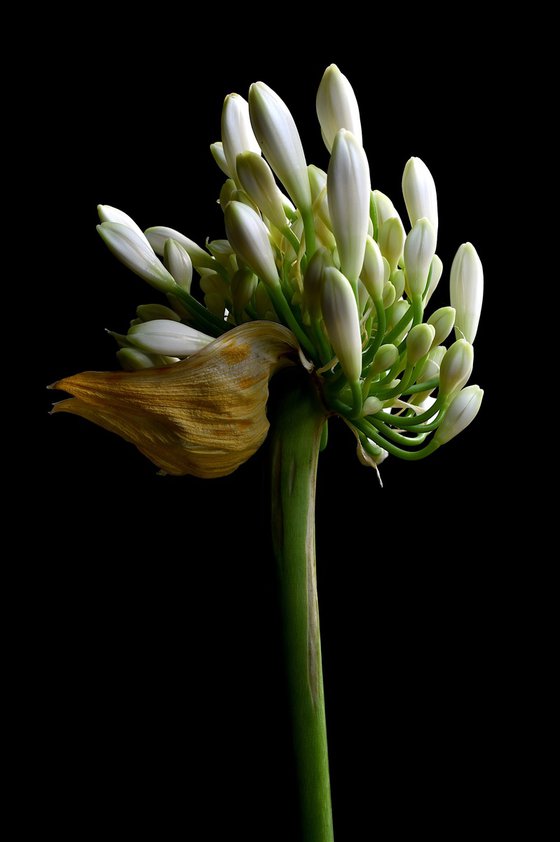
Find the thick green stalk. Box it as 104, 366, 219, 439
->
270, 373, 333, 842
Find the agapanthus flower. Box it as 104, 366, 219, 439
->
52, 64, 483, 475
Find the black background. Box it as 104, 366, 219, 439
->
32, 19, 527, 840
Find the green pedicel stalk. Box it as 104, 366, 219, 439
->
270, 372, 333, 842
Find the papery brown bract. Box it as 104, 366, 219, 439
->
52, 322, 298, 478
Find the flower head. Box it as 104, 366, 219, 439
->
53, 64, 484, 476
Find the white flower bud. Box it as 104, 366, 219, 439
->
97, 222, 176, 292
210, 141, 231, 178
316, 64, 362, 153
248, 81, 311, 211
327, 129, 371, 281
136, 304, 181, 322
128, 319, 212, 357
224, 200, 280, 289
425, 254, 443, 305
427, 306, 455, 347
97, 205, 150, 246
361, 236, 385, 301
236, 151, 288, 230
434, 385, 483, 445
402, 157, 438, 234
322, 267, 363, 383
371, 344, 399, 374
378, 216, 405, 271
372, 190, 397, 227
403, 218, 437, 298
439, 339, 474, 398
221, 94, 261, 185
163, 239, 193, 292
144, 227, 215, 270
406, 323, 436, 365
450, 242, 484, 343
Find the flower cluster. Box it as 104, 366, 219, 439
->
53, 64, 483, 475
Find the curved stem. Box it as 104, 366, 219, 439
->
270, 373, 333, 842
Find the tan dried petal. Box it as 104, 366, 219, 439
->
52, 321, 298, 477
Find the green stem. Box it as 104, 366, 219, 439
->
270, 373, 333, 842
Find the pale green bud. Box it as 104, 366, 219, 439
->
413, 345, 446, 401
402, 157, 438, 234
136, 304, 181, 322
425, 254, 443, 305
391, 268, 405, 300
450, 242, 484, 343
361, 236, 385, 301
403, 218, 437, 298
221, 94, 260, 184
303, 247, 330, 319
116, 347, 178, 371
219, 178, 237, 209
371, 344, 399, 374
382, 281, 396, 309
316, 64, 362, 153
378, 216, 405, 271
308, 164, 327, 200
163, 238, 193, 292
328, 129, 371, 281
210, 141, 231, 178
362, 396, 383, 416
322, 267, 363, 382
224, 200, 280, 289
231, 269, 258, 317
249, 81, 311, 211
427, 306, 455, 347
434, 385, 483, 445
439, 339, 474, 397
97, 222, 176, 292
406, 323, 436, 365
372, 190, 397, 227
144, 227, 215, 270
236, 151, 287, 230
128, 319, 212, 357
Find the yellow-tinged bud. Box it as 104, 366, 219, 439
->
322, 267, 363, 382
303, 247, 330, 319
136, 304, 181, 323
236, 151, 288, 230
425, 254, 443, 304
378, 216, 405, 271
248, 81, 311, 211
224, 200, 280, 289
210, 141, 231, 178
316, 64, 362, 153
327, 129, 371, 282
361, 236, 385, 301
